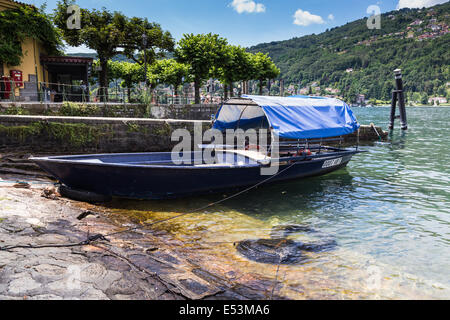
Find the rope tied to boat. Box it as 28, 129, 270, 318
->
370, 123, 382, 141
0, 162, 298, 252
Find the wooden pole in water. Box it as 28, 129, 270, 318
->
395, 69, 408, 130
389, 69, 408, 130
389, 87, 397, 130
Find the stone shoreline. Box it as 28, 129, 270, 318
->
0, 175, 284, 300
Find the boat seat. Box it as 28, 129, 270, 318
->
76, 159, 104, 164
215, 149, 271, 162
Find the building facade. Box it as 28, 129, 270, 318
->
0, 0, 50, 100
0, 0, 92, 102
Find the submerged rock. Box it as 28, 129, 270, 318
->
236, 239, 304, 264
236, 224, 338, 265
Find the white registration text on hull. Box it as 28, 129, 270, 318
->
322, 157, 343, 168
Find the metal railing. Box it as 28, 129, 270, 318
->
0, 79, 226, 105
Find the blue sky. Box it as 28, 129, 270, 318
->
22, 0, 449, 53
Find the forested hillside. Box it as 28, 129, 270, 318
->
249, 2, 450, 103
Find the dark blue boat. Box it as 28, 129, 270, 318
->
31, 95, 362, 200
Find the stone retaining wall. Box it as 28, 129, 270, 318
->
0, 115, 211, 153
0, 102, 219, 121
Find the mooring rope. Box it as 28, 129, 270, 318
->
0, 162, 297, 252
370, 123, 382, 141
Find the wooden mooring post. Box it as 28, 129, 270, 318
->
389, 69, 408, 130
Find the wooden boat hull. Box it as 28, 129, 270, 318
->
31, 151, 357, 199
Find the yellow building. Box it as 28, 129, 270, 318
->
0, 0, 92, 102
0, 0, 49, 100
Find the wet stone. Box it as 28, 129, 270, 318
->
128, 254, 176, 274
105, 276, 139, 296
295, 239, 338, 253
179, 279, 210, 295
237, 223, 339, 265
237, 237, 339, 265
152, 252, 180, 265
192, 268, 230, 289
236, 239, 305, 265
230, 284, 268, 300
98, 255, 132, 272
204, 290, 248, 300
116, 232, 145, 240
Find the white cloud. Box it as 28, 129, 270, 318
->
328, 14, 335, 20
397, 0, 448, 9
230, 0, 266, 14
293, 9, 325, 26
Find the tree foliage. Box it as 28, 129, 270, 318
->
53, 0, 174, 101
92, 60, 145, 101
175, 33, 229, 103
250, 52, 280, 94
0, 6, 61, 66
147, 59, 190, 94
213, 45, 255, 97
109, 61, 145, 88
122, 19, 174, 66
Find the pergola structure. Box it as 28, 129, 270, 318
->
40, 56, 93, 102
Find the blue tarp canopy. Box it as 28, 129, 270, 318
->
213, 95, 360, 139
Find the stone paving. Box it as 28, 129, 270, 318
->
0, 177, 281, 300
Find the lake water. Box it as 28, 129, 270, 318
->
106, 107, 450, 299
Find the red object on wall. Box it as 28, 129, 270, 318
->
10, 70, 23, 87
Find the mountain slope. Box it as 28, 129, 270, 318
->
249, 2, 450, 102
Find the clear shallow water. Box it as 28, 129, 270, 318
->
105, 107, 450, 299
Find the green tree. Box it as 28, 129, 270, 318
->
53, 0, 174, 101
148, 59, 190, 96
411, 92, 421, 104
214, 46, 255, 99
436, 85, 446, 97
109, 61, 144, 102
0, 6, 61, 66
420, 93, 429, 105
121, 20, 174, 68
250, 53, 280, 95
175, 33, 229, 103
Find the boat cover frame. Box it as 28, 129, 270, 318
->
213, 94, 360, 140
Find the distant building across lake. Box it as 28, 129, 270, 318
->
428, 97, 447, 105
